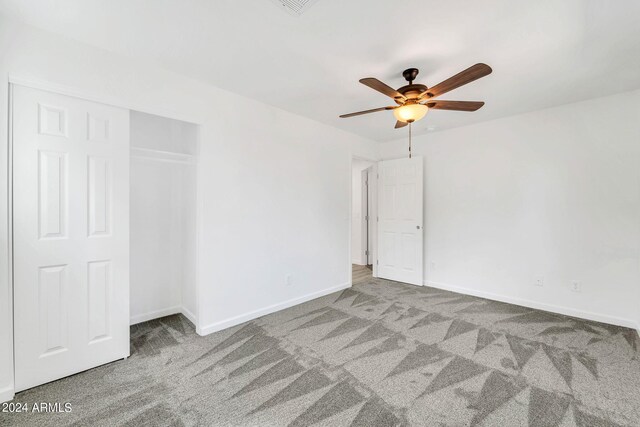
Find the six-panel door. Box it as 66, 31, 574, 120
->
12, 85, 130, 391
377, 157, 424, 285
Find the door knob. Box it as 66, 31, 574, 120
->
417, 225, 421, 229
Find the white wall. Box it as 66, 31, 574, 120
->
379, 90, 640, 328
130, 111, 198, 325
351, 159, 373, 264
0, 15, 378, 401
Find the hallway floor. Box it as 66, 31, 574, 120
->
351, 264, 372, 284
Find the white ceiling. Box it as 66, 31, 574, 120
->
2, 0, 640, 141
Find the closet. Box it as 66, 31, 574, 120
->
129, 111, 198, 325
10, 84, 199, 391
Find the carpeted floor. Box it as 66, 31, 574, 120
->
3, 266, 640, 426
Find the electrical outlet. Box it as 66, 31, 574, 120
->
534, 277, 544, 287
430, 262, 436, 271
285, 275, 293, 286
571, 281, 581, 292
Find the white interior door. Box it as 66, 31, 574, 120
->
12, 85, 130, 391
377, 157, 423, 285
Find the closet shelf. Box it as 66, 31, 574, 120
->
130, 146, 195, 164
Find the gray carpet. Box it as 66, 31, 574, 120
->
3, 268, 640, 426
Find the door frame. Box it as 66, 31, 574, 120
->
351, 167, 371, 266
2, 75, 204, 402
367, 164, 378, 278
350, 156, 378, 284
362, 168, 370, 265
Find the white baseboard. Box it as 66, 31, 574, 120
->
130, 306, 182, 325
425, 280, 638, 329
181, 306, 197, 327
0, 385, 14, 403
198, 283, 351, 336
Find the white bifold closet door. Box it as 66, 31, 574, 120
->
12, 85, 130, 391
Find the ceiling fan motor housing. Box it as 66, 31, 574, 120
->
396, 84, 428, 103
396, 68, 428, 103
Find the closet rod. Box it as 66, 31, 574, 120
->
131, 155, 194, 165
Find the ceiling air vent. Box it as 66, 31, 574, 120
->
270, 0, 320, 16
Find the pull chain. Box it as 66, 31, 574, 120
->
408, 122, 412, 158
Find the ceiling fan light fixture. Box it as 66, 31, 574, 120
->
393, 103, 428, 123
339, 64, 491, 128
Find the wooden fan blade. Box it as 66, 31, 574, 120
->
339, 106, 395, 118
424, 100, 485, 111
360, 78, 406, 100
421, 63, 492, 99
395, 120, 408, 129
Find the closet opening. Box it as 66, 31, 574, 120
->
129, 111, 199, 328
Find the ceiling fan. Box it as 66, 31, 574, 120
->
339, 63, 492, 129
